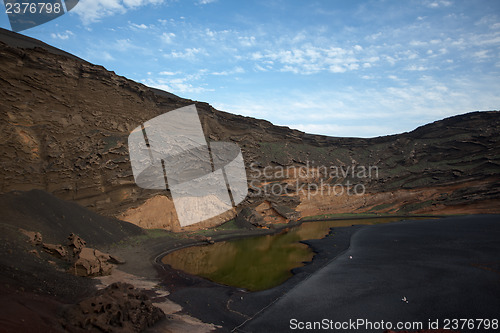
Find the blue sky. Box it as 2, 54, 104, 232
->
1, 0, 499, 137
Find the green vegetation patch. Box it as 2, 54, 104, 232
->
216, 219, 239, 230
301, 213, 383, 221
368, 202, 396, 212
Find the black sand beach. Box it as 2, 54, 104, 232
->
160, 215, 500, 332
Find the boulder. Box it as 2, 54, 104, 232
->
236, 207, 266, 228
19, 229, 42, 245
42, 243, 68, 259
63, 282, 165, 332
67, 233, 86, 254
70, 247, 113, 277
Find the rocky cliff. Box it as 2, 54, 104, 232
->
1, 28, 499, 231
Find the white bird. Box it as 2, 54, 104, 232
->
401, 296, 408, 303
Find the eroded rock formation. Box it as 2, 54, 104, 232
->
20, 229, 123, 277
70, 247, 114, 277
62, 282, 165, 333
19, 228, 43, 245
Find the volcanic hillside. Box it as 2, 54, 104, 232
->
1, 28, 499, 230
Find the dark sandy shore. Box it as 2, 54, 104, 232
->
1, 191, 499, 332
158, 215, 500, 333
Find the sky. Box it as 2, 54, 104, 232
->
1, 0, 499, 138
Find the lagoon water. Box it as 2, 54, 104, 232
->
162, 217, 408, 291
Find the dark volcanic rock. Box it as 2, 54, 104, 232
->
67, 233, 86, 255
62, 282, 165, 333
236, 207, 266, 228
19, 229, 43, 245
42, 243, 69, 259
69, 247, 114, 277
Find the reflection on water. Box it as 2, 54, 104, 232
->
162, 217, 407, 291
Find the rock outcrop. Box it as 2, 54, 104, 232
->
67, 233, 86, 254
236, 207, 266, 228
20, 229, 123, 277
42, 243, 69, 259
69, 247, 114, 277
63, 282, 165, 333
19, 229, 43, 245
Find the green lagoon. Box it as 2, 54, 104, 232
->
162, 217, 410, 291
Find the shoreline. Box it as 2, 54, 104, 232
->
104, 214, 500, 332
150, 214, 447, 269
239, 214, 500, 332
153, 221, 369, 331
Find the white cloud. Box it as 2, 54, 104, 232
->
385, 56, 397, 65
212, 67, 245, 76
254, 64, 268, 72
102, 52, 115, 61
123, 0, 162, 7
470, 33, 500, 46
367, 32, 382, 41
160, 32, 176, 44
72, 0, 164, 24
410, 40, 427, 47
329, 65, 346, 73
426, 0, 452, 8
239, 36, 256, 47
405, 64, 428, 71
159, 71, 179, 75
252, 45, 362, 74
365, 56, 380, 63
143, 75, 214, 94
51, 30, 74, 40
198, 0, 217, 4
114, 39, 134, 51
205, 28, 217, 38
473, 50, 490, 59
86, 50, 115, 62
165, 48, 207, 59
130, 23, 148, 29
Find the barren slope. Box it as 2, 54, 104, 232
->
1, 28, 499, 230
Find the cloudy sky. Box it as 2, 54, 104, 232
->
1, 0, 499, 137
